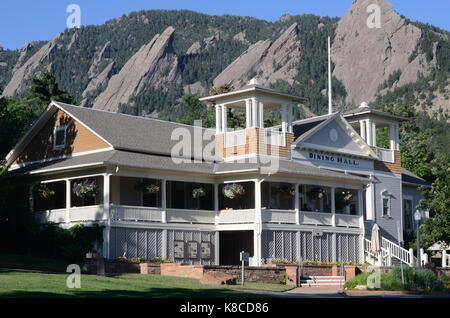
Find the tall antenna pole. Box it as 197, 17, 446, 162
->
328, 36, 332, 115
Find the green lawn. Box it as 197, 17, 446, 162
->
0, 254, 294, 298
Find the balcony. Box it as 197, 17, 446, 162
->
264, 128, 285, 147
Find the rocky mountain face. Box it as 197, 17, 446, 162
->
213, 23, 301, 88
93, 26, 180, 112
0, 1, 448, 118
331, 0, 436, 105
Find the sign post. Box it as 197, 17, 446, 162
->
240, 251, 249, 286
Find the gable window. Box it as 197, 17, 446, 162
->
381, 190, 391, 217
53, 125, 66, 150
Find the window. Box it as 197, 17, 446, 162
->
381, 190, 391, 217
53, 125, 66, 150
300, 185, 331, 213
403, 198, 413, 230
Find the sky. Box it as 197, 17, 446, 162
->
1, 0, 449, 50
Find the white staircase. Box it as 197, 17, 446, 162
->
364, 237, 417, 267
300, 276, 345, 287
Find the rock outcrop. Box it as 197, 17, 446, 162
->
213, 23, 300, 89
93, 26, 180, 112
331, 0, 435, 104
2, 34, 62, 97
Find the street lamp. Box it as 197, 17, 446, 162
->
414, 210, 422, 269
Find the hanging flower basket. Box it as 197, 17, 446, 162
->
192, 187, 206, 199
222, 183, 245, 200
135, 183, 160, 194
72, 180, 98, 198
37, 184, 55, 199
335, 191, 353, 209
278, 185, 295, 199
308, 187, 327, 200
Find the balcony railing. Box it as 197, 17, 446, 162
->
264, 128, 285, 147
377, 147, 394, 163
224, 130, 246, 148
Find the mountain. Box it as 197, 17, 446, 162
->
0, 2, 448, 120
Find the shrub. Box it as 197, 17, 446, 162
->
33, 223, 104, 262
344, 272, 371, 289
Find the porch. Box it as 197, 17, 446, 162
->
32, 175, 363, 229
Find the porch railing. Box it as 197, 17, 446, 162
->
299, 211, 333, 226
166, 208, 215, 224
262, 208, 296, 224
110, 205, 162, 223
35, 208, 67, 224
217, 209, 255, 224
70, 205, 106, 222
335, 214, 361, 228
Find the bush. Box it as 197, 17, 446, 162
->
390, 265, 439, 291
33, 222, 104, 262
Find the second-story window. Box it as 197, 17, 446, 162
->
53, 125, 66, 151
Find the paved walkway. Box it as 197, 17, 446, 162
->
238, 286, 346, 298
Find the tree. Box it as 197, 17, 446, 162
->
417, 153, 450, 248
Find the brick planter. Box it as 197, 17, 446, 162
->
301, 265, 337, 277
205, 265, 288, 285
139, 262, 162, 275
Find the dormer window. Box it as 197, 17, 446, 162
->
53, 125, 66, 150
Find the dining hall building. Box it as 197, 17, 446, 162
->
5, 80, 429, 266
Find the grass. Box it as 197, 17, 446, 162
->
0, 270, 292, 298
0, 254, 294, 297
0, 254, 70, 272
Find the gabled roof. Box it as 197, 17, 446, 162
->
291, 112, 378, 159
402, 168, 431, 187
6, 101, 219, 166
343, 105, 410, 122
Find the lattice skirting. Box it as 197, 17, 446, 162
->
261, 230, 361, 264
109, 227, 216, 265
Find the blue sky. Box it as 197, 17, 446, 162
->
1, 0, 449, 50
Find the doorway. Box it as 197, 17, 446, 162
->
219, 231, 254, 265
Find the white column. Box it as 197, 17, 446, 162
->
394, 123, 400, 150
282, 103, 287, 133
214, 183, 219, 225
366, 182, 375, 221
366, 119, 371, 146
259, 100, 264, 129
360, 120, 366, 140
65, 180, 71, 222
331, 187, 336, 227
358, 190, 364, 228
252, 98, 258, 128
161, 179, 167, 223
215, 231, 220, 265
103, 174, 111, 259
221, 105, 227, 133
215, 104, 222, 134
389, 123, 395, 150
245, 99, 252, 129
294, 183, 300, 225
372, 121, 377, 147
443, 250, 447, 268
288, 103, 293, 133
254, 179, 262, 266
